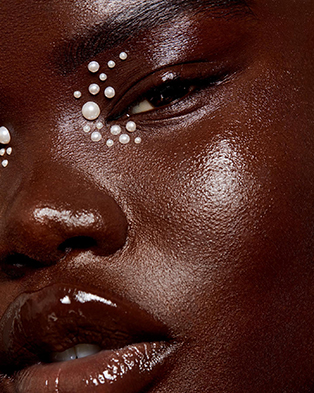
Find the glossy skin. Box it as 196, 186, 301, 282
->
0, 0, 314, 392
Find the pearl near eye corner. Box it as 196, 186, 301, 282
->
104, 87, 115, 99
1, 160, 8, 168
6, 147, 12, 155
88, 61, 100, 73
89, 84, 100, 95
126, 121, 136, 132
82, 102, 100, 121
0, 126, 11, 144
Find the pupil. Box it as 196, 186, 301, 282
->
147, 81, 190, 108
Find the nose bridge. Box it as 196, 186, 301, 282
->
0, 163, 128, 264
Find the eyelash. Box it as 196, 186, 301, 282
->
108, 63, 230, 122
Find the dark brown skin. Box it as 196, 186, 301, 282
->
0, 0, 314, 392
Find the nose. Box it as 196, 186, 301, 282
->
0, 164, 128, 265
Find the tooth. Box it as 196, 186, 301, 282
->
75, 343, 101, 359
51, 347, 77, 362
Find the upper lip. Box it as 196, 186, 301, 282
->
0, 283, 171, 374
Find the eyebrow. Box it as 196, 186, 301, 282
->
53, 0, 253, 75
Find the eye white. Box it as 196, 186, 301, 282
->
130, 99, 154, 115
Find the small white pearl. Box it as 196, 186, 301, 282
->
106, 139, 114, 147
83, 125, 91, 133
119, 52, 128, 60
82, 102, 100, 121
96, 122, 104, 129
110, 125, 121, 135
0, 126, 11, 144
99, 73, 107, 81
2, 160, 8, 168
74, 91, 82, 99
89, 84, 100, 96
0, 148, 5, 156
126, 121, 136, 132
119, 134, 130, 144
104, 87, 115, 99
88, 61, 100, 73
91, 131, 102, 142
108, 60, 116, 69
134, 137, 142, 144
6, 147, 12, 155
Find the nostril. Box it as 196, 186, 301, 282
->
58, 236, 98, 254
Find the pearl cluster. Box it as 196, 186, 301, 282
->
73, 51, 142, 147
0, 126, 12, 168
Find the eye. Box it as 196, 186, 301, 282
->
108, 62, 231, 122
130, 79, 195, 115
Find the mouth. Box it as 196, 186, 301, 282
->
0, 284, 177, 393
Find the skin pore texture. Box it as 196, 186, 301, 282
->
0, 0, 314, 392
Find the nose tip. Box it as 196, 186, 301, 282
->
0, 171, 128, 266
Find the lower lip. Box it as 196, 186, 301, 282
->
8, 341, 175, 393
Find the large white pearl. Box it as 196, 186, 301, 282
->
88, 61, 100, 73
2, 160, 8, 167
104, 87, 115, 99
82, 102, 100, 120
0, 126, 11, 144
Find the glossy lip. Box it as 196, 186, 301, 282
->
0, 284, 177, 393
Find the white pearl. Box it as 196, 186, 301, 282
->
91, 131, 102, 142
126, 121, 136, 132
2, 160, 8, 168
74, 91, 82, 99
119, 52, 128, 60
83, 125, 91, 133
0, 148, 5, 156
110, 125, 121, 135
119, 134, 130, 144
134, 137, 142, 144
82, 102, 100, 120
104, 87, 115, 99
6, 147, 12, 155
88, 61, 100, 73
96, 122, 104, 129
108, 60, 116, 69
106, 139, 114, 147
99, 73, 107, 81
0, 126, 11, 144
89, 84, 100, 95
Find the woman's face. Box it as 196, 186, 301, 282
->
0, 0, 314, 392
